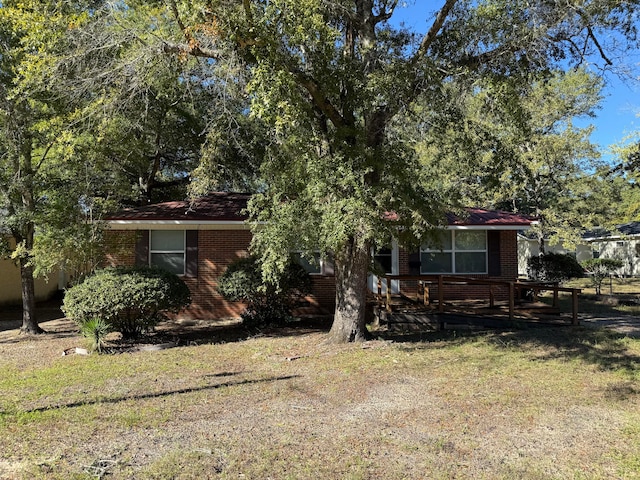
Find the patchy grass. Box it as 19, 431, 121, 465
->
540, 278, 640, 318
564, 277, 640, 296
1, 320, 640, 479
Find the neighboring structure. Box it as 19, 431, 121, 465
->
104, 193, 536, 320
518, 222, 640, 278
0, 236, 64, 307
516, 234, 575, 277
581, 222, 640, 277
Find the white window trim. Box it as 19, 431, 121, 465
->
149, 230, 186, 276
293, 251, 324, 275
420, 231, 488, 275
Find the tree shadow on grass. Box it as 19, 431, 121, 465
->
0, 299, 66, 334
382, 324, 640, 379
493, 327, 640, 373
152, 316, 332, 346
10, 374, 300, 416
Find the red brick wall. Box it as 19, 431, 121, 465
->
298, 276, 336, 315
183, 230, 253, 319
104, 230, 137, 267
103, 228, 519, 317
103, 228, 336, 320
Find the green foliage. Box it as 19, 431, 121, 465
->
6, 0, 639, 341
161, 0, 639, 343
581, 258, 625, 295
425, 68, 610, 249
527, 253, 584, 283
63, 266, 191, 339
79, 317, 112, 353
217, 256, 312, 327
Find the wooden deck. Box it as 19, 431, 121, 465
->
373, 275, 582, 331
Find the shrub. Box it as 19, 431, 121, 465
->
79, 317, 112, 353
217, 256, 312, 327
581, 258, 624, 295
63, 266, 191, 339
527, 253, 584, 283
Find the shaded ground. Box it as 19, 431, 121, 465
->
1, 296, 640, 343
581, 313, 640, 338
0, 299, 67, 333
0, 300, 334, 350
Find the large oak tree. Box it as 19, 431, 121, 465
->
149, 0, 639, 342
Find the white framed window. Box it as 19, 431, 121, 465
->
150, 230, 185, 275
292, 251, 322, 275
420, 230, 487, 274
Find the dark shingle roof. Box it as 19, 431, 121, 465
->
446, 208, 536, 227
106, 194, 536, 227
583, 221, 640, 240
105, 192, 250, 222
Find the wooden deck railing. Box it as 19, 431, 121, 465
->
376, 275, 582, 325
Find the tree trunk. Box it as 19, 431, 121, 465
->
15, 137, 44, 334
328, 238, 371, 343
19, 257, 43, 334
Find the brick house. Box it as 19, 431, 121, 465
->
104, 192, 535, 319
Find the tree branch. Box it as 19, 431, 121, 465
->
292, 68, 347, 130
162, 40, 221, 59
373, 0, 399, 23
413, 0, 459, 61
586, 24, 612, 66
34, 140, 56, 174
165, 0, 221, 59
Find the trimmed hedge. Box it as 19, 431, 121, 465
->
527, 252, 584, 282
63, 266, 191, 339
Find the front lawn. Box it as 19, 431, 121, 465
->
1, 321, 639, 479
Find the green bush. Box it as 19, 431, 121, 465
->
63, 266, 191, 339
527, 253, 584, 283
217, 256, 312, 327
581, 258, 624, 295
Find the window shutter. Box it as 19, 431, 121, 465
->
408, 251, 421, 275
488, 231, 501, 276
185, 230, 198, 277
135, 230, 149, 266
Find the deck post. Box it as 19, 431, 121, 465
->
572, 289, 579, 325
489, 286, 495, 308
386, 277, 392, 313
508, 282, 514, 321
423, 284, 430, 306
438, 275, 444, 313
553, 289, 558, 308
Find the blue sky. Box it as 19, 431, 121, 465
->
591, 74, 640, 153
392, 3, 640, 163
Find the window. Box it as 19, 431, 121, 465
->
373, 247, 393, 274
420, 231, 487, 274
292, 251, 322, 274
150, 230, 185, 275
